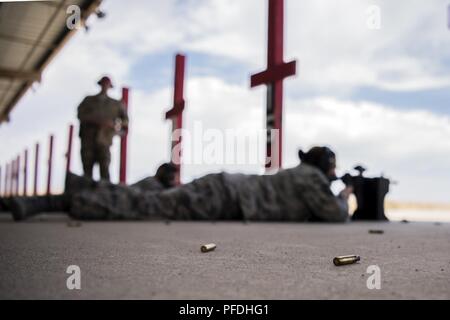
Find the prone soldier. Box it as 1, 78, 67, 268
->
10, 147, 356, 222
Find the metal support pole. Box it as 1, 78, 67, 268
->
65, 124, 74, 174
23, 149, 28, 196
165, 54, 186, 185
250, 0, 296, 172
4, 164, 9, 197
34, 143, 39, 196
47, 135, 54, 196
9, 160, 15, 196
119, 88, 129, 184
15, 155, 20, 196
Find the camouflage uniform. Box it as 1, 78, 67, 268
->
131, 177, 166, 193
68, 175, 164, 220
70, 164, 349, 222
9, 174, 165, 221
77, 93, 128, 181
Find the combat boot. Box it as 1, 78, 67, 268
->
10, 196, 47, 221
10, 195, 69, 221
0, 197, 10, 212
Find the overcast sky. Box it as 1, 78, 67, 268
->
1, 0, 449, 204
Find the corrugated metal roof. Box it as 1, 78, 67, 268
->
0, 0, 103, 124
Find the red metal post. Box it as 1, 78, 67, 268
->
15, 155, 20, 196
65, 124, 74, 174
8, 162, 12, 197
250, 0, 296, 171
13, 158, 17, 196
8, 163, 11, 197
33, 143, 39, 196
4, 164, 9, 197
0, 165, 3, 197
47, 135, 54, 195
119, 88, 129, 184
13, 159, 18, 196
23, 149, 28, 196
165, 54, 186, 185
10, 159, 15, 196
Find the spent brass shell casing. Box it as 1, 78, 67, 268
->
201, 244, 216, 253
333, 255, 361, 266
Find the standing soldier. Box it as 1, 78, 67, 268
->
77, 76, 128, 181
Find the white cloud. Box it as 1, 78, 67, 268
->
285, 0, 450, 92
283, 97, 450, 202
66, 0, 450, 94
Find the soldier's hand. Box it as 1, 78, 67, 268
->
102, 120, 115, 129
83, 118, 114, 128
339, 186, 354, 201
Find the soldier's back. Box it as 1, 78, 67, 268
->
131, 177, 165, 192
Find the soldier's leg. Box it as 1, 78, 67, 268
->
138, 173, 242, 221
97, 145, 111, 181
80, 140, 95, 179
69, 183, 141, 220
69, 173, 242, 221
10, 195, 69, 221
10, 173, 98, 221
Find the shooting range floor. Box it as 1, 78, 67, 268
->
0, 214, 449, 300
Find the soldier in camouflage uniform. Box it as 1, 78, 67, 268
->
77, 76, 128, 181
132, 163, 177, 191
11, 147, 353, 223
71, 146, 352, 222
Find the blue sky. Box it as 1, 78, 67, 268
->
129, 52, 250, 92
0, 0, 449, 205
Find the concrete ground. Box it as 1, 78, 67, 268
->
0, 214, 449, 300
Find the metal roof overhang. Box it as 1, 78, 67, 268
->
0, 0, 102, 124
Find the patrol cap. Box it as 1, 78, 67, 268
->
97, 76, 114, 88
298, 146, 337, 179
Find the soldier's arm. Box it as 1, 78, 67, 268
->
118, 101, 129, 128
77, 98, 88, 121
301, 172, 349, 222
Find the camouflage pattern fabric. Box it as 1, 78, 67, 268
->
70, 164, 349, 222
70, 184, 141, 220
69, 175, 164, 220
130, 177, 165, 192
